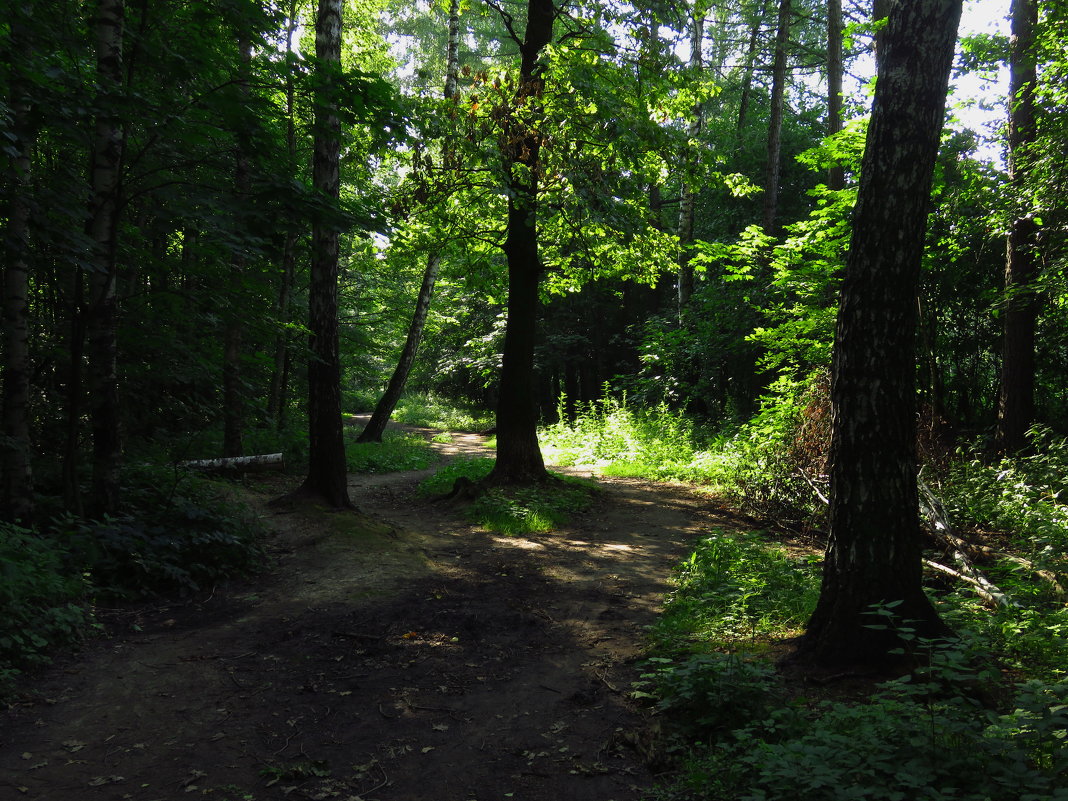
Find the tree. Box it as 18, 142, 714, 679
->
85, 0, 127, 517
357, 0, 461, 444
792, 0, 963, 668
297, 0, 353, 508
677, 0, 707, 314
761, 0, 792, 231
996, 0, 1040, 453
484, 0, 557, 485
1, 5, 36, 524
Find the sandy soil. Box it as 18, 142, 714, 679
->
0, 426, 750, 801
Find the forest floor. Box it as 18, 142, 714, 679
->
0, 423, 757, 801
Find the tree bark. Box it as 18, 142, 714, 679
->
357, 0, 461, 444
677, 0, 705, 316
826, 0, 845, 190
1, 6, 36, 525
996, 0, 1039, 454
762, 0, 792, 232
736, 0, 770, 134
223, 32, 253, 458
86, 0, 126, 518
297, 0, 353, 508
486, 0, 555, 485
792, 0, 962, 668
267, 4, 300, 430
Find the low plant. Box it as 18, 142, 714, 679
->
345, 430, 436, 473
390, 392, 494, 432
418, 457, 595, 534
540, 393, 702, 481
0, 522, 95, 693
653, 529, 820, 649
71, 464, 265, 600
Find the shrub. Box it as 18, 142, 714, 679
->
0, 523, 94, 692
345, 430, 436, 473
654, 529, 820, 648
418, 457, 595, 534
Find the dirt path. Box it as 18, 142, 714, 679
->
0, 429, 745, 801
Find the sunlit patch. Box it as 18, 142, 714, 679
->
493, 537, 543, 550
601, 543, 634, 553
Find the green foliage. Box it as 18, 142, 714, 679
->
0, 523, 94, 692
636, 653, 783, 737
418, 457, 594, 534
69, 464, 264, 600
389, 392, 494, 432
688, 375, 829, 528
417, 456, 497, 496
540, 393, 704, 481
650, 611, 1068, 801
345, 430, 436, 473
653, 530, 820, 649
942, 427, 1068, 560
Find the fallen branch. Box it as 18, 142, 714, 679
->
918, 477, 1017, 609
180, 453, 285, 472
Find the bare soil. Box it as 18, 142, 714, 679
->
0, 426, 751, 801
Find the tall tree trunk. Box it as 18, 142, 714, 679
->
86, 0, 126, 518
792, 0, 962, 668
762, 0, 792, 231
1, 6, 35, 525
223, 32, 252, 458
996, 0, 1040, 453
297, 0, 352, 508
268, 3, 300, 430
357, 0, 461, 444
736, 0, 770, 134
486, 0, 555, 485
677, 0, 705, 316
826, 0, 845, 190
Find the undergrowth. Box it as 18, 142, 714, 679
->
389, 392, 494, 432
0, 464, 264, 697
345, 430, 436, 473
418, 457, 595, 534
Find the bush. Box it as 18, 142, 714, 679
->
0, 523, 94, 692
345, 430, 436, 473
72, 464, 265, 600
654, 529, 820, 648
418, 457, 595, 534
540, 393, 704, 481
390, 392, 494, 432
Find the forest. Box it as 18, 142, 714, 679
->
2, 0, 1068, 798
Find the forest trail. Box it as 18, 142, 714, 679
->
0, 426, 749, 801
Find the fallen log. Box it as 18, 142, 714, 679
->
918, 476, 1017, 609
180, 453, 285, 472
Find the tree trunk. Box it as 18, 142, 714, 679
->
677, 0, 705, 316
486, 0, 555, 485
996, 0, 1039, 454
1, 6, 35, 525
297, 0, 352, 508
86, 0, 126, 518
357, 0, 461, 444
736, 0, 770, 134
792, 0, 962, 668
826, 0, 845, 190
762, 0, 792, 232
223, 33, 252, 458
358, 253, 442, 443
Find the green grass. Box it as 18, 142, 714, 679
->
345, 430, 436, 473
389, 392, 494, 432
418, 457, 596, 534
652, 529, 821, 652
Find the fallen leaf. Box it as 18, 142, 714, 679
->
432, 723, 449, 732
421, 746, 435, 753
62, 740, 86, 753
